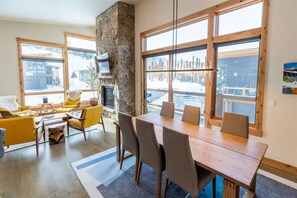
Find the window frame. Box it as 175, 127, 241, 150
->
140, 0, 269, 136
17, 38, 66, 107
17, 32, 97, 108
64, 32, 97, 104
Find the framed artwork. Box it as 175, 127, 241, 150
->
282, 62, 297, 94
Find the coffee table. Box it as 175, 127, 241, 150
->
35, 113, 68, 127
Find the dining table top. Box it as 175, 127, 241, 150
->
129, 113, 268, 190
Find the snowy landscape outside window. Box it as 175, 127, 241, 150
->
20, 43, 65, 106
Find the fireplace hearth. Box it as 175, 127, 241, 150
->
102, 86, 115, 109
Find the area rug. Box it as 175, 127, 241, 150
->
71, 147, 297, 198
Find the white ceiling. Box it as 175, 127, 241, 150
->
0, 0, 141, 27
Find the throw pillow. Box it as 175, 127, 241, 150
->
0, 96, 19, 111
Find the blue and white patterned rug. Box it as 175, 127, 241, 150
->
71, 147, 297, 198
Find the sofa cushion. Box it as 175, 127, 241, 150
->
0, 96, 19, 111
0, 108, 15, 118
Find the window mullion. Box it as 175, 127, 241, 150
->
168, 54, 173, 102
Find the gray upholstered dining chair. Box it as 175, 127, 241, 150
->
162, 127, 216, 198
160, 101, 175, 118
181, 105, 200, 125
135, 119, 165, 198
118, 112, 140, 182
0, 128, 5, 158
221, 112, 249, 139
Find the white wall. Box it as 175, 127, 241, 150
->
135, 0, 297, 166
0, 20, 95, 100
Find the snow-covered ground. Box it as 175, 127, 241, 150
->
283, 81, 297, 88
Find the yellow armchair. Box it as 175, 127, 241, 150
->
55, 91, 82, 113
0, 116, 45, 156
66, 105, 105, 141
61, 91, 82, 108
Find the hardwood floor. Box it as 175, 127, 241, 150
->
0, 117, 116, 198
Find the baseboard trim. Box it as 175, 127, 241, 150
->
260, 157, 297, 183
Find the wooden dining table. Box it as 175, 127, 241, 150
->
113, 113, 268, 198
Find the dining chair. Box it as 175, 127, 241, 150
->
221, 112, 249, 139
181, 105, 200, 125
162, 127, 216, 198
160, 101, 175, 118
135, 118, 165, 198
118, 112, 139, 182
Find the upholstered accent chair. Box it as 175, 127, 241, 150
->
55, 91, 82, 113
61, 91, 82, 108
66, 105, 105, 141
0, 117, 45, 156
0, 128, 5, 158
181, 105, 201, 125
118, 112, 139, 182
135, 118, 165, 198
162, 127, 216, 198
160, 101, 175, 118
221, 112, 249, 139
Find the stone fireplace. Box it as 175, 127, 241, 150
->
96, 2, 135, 117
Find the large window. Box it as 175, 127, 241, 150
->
17, 33, 97, 106
19, 41, 65, 106
145, 19, 208, 51
66, 34, 97, 100
145, 48, 207, 125
215, 40, 260, 124
141, 0, 269, 136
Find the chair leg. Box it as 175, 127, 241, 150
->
120, 149, 125, 170
135, 155, 139, 182
101, 116, 106, 133
212, 176, 216, 198
67, 123, 70, 136
35, 138, 39, 157
156, 171, 162, 198
136, 161, 143, 185
82, 128, 87, 141
163, 178, 169, 198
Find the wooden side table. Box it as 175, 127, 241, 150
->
39, 103, 55, 115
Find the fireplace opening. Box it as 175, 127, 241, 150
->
102, 86, 115, 109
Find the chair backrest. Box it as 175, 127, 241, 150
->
160, 102, 175, 118
136, 118, 163, 171
82, 105, 103, 128
163, 127, 198, 196
0, 117, 36, 146
181, 105, 200, 125
221, 112, 249, 139
118, 112, 139, 155
65, 91, 81, 106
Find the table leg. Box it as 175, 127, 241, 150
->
223, 179, 239, 198
243, 175, 256, 198
116, 125, 121, 162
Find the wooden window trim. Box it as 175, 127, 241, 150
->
64, 32, 97, 102
140, 0, 269, 137
17, 38, 66, 106
16, 37, 64, 48
64, 32, 96, 41
143, 16, 209, 38
17, 32, 96, 107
